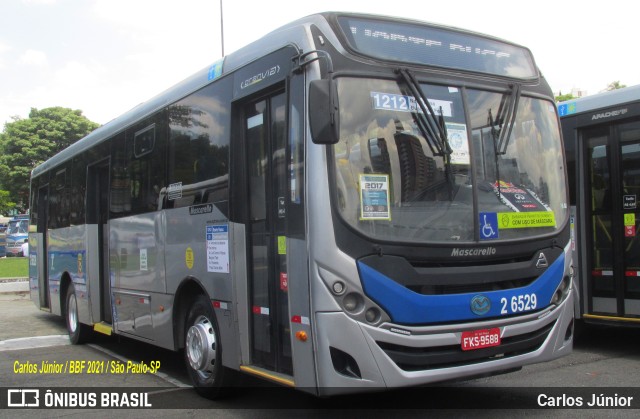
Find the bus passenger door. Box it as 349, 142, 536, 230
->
36, 186, 50, 309
87, 160, 112, 324
584, 120, 640, 318
242, 90, 294, 376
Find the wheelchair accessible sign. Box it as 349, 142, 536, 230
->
480, 212, 499, 240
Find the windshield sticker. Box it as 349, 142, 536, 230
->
278, 236, 287, 255
625, 213, 636, 237
479, 212, 499, 240
370, 92, 452, 117
625, 225, 636, 238
360, 174, 391, 220
623, 195, 637, 209
624, 213, 636, 226
446, 122, 469, 165
498, 212, 556, 229
167, 182, 183, 201
492, 181, 552, 213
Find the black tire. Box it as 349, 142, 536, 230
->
184, 294, 237, 399
65, 283, 93, 344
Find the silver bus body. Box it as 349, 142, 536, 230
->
29, 12, 574, 396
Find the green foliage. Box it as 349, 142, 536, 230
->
606, 81, 627, 91
0, 190, 16, 215
0, 107, 100, 211
555, 93, 575, 103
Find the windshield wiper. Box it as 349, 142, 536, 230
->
488, 108, 503, 202
492, 84, 521, 155
396, 68, 456, 200
396, 68, 451, 157
487, 84, 520, 202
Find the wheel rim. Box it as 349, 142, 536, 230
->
67, 293, 78, 334
186, 315, 216, 380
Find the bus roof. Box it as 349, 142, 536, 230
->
30, 13, 327, 178
558, 84, 640, 118
31, 11, 538, 178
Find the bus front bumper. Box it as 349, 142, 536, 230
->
313, 290, 574, 394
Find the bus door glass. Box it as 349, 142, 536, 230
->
584, 120, 640, 316
37, 186, 50, 309
87, 160, 111, 323
244, 91, 293, 374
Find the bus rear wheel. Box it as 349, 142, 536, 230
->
184, 294, 236, 399
65, 283, 92, 344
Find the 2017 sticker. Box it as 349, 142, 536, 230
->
360, 174, 391, 220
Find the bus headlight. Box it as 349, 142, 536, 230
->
551, 275, 572, 306
365, 307, 381, 323
342, 292, 364, 313
318, 265, 390, 326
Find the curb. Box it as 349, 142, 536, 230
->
0, 278, 29, 294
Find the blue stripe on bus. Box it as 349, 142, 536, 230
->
358, 253, 565, 325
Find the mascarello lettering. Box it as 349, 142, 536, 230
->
451, 247, 497, 257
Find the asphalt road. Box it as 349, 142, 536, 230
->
1, 292, 639, 417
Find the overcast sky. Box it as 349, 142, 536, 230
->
1, 0, 637, 127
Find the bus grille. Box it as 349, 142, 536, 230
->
405, 277, 537, 295
376, 321, 555, 371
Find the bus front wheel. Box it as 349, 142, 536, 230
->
184, 294, 236, 399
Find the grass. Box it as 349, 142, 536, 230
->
0, 257, 29, 278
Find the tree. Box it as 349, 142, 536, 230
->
555, 92, 576, 102
606, 81, 627, 91
0, 190, 16, 215
0, 107, 100, 211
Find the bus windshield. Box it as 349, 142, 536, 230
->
8, 219, 28, 235
333, 77, 568, 243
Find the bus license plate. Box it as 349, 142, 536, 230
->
461, 328, 501, 351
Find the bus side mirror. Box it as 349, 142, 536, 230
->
309, 79, 340, 145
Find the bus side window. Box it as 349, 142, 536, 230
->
118, 114, 167, 216
167, 79, 232, 216
49, 167, 70, 229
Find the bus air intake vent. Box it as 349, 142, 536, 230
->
329, 346, 362, 379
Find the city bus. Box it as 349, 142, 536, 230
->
559, 85, 640, 327
5, 214, 29, 257
29, 12, 574, 398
